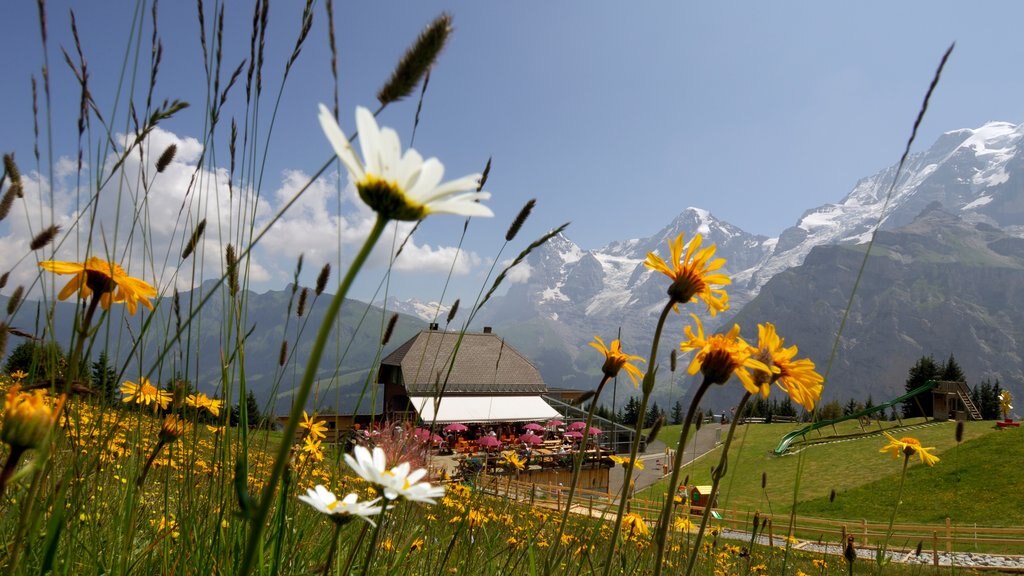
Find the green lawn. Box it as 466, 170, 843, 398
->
640, 419, 1012, 526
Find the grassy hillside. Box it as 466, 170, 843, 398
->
641, 419, 1011, 526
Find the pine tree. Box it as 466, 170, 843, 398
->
670, 400, 684, 425
622, 396, 641, 426
903, 355, 939, 418
90, 352, 119, 406
941, 354, 966, 383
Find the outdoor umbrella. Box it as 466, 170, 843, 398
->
519, 433, 543, 445
523, 423, 545, 432
567, 421, 587, 431
413, 428, 433, 441
563, 431, 583, 440
478, 436, 501, 448
443, 423, 468, 433
546, 419, 565, 428
588, 427, 603, 436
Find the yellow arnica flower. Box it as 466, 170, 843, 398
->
500, 450, 526, 471
158, 414, 185, 443
644, 233, 730, 315
300, 411, 328, 441
10, 370, 28, 382
318, 105, 494, 221
608, 454, 645, 470
752, 323, 824, 411
38, 257, 156, 315
589, 336, 645, 387
2, 385, 60, 450
680, 315, 770, 390
622, 512, 650, 539
185, 392, 222, 417
120, 377, 172, 410
879, 433, 940, 466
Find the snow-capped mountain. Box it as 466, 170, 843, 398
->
379, 296, 451, 323
476, 120, 1024, 408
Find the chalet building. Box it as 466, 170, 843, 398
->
379, 325, 559, 424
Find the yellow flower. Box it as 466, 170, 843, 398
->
880, 433, 939, 466
2, 386, 60, 450
302, 436, 324, 462
38, 256, 156, 315
10, 370, 28, 382
410, 537, 424, 552
622, 512, 649, 540
120, 377, 172, 410
608, 454, 644, 470
589, 336, 645, 387
318, 105, 493, 221
500, 450, 525, 471
158, 414, 185, 443
644, 232, 730, 315
185, 392, 222, 417
680, 315, 770, 390
812, 559, 828, 569
468, 509, 486, 528
673, 515, 692, 532
300, 411, 328, 441
753, 322, 824, 411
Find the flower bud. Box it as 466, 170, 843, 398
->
2, 386, 54, 450
159, 414, 185, 444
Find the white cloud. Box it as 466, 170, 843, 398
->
0, 125, 490, 304
501, 258, 532, 283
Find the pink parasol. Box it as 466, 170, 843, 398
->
588, 427, 603, 436
563, 431, 583, 439
413, 428, 433, 440
478, 436, 501, 448
567, 421, 587, 431
443, 423, 468, 433
523, 422, 545, 432
546, 419, 565, 428
519, 433, 543, 445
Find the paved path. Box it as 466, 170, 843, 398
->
608, 423, 724, 496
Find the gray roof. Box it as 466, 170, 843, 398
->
381, 330, 546, 395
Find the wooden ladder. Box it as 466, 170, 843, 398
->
955, 381, 983, 421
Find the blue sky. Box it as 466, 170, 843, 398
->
2, 1, 1024, 305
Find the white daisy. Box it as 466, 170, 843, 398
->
343, 445, 445, 505
297, 485, 384, 526
318, 104, 494, 221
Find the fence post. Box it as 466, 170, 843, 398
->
557, 488, 561, 511
945, 517, 952, 553
933, 531, 939, 567
861, 519, 868, 546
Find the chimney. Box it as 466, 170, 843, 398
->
429, 322, 438, 331
483, 326, 492, 334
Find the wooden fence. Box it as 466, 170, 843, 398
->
473, 475, 1024, 557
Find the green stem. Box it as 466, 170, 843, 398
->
551, 374, 611, 557
321, 521, 343, 575
67, 293, 101, 386
684, 391, 751, 576
878, 455, 910, 574
239, 215, 388, 575
601, 300, 674, 576
341, 522, 370, 576
0, 446, 26, 501
651, 378, 711, 576
359, 503, 389, 576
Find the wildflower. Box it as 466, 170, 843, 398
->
673, 515, 692, 532
409, 537, 424, 552
752, 322, 824, 410
608, 454, 645, 470
158, 414, 185, 443
302, 436, 325, 462
879, 433, 940, 466
38, 256, 156, 315
185, 392, 222, 417
680, 315, 770, 390
344, 445, 445, 504
467, 509, 486, 528
622, 513, 649, 540
297, 485, 383, 526
812, 558, 828, 569
318, 105, 493, 221
120, 377, 172, 410
500, 450, 525, 471
644, 232, 730, 315
2, 386, 58, 450
10, 370, 27, 382
589, 336, 645, 387
300, 411, 328, 441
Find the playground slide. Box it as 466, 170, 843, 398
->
772, 380, 941, 456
